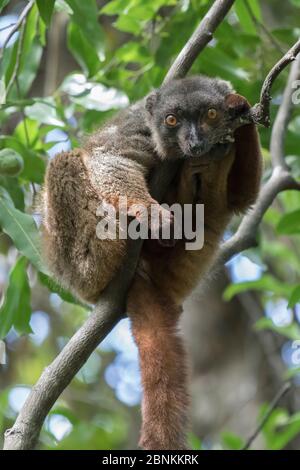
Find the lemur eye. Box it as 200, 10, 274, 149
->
207, 108, 218, 120
165, 114, 178, 127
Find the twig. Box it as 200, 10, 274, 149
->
5, 22, 25, 98
0, 0, 35, 61
251, 38, 300, 126
3, 0, 238, 451
0, 23, 17, 33
242, 382, 292, 450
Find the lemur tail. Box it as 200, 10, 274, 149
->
127, 276, 190, 450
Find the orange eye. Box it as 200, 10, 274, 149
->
207, 108, 218, 120
165, 114, 178, 127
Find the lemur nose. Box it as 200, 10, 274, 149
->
190, 141, 203, 152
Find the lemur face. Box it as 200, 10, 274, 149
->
145, 76, 249, 159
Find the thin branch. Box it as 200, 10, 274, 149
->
5, 21, 25, 98
0, 23, 17, 33
216, 168, 300, 265
270, 54, 300, 169
163, 0, 236, 82
0, 0, 35, 61
3, 0, 237, 451
216, 51, 300, 266
251, 38, 300, 126
242, 382, 292, 450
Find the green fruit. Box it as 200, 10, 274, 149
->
0, 149, 24, 176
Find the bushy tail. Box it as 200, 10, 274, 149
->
127, 277, 190, 450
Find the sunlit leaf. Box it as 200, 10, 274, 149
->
262, 407, 300, 450
255, 318, 300, 341
25, 100, 65, 127
224, 275, 293, 301
221, 432, 245, 450
0, 187, 45, 272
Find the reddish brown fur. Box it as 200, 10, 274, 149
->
128, 278, 189, 450
127, 120, 262, 449
41, 92, 262, 450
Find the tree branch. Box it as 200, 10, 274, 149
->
163, 0, 235, 82
251, 39, 300, 127
216, 50, 300, 267
3, 0, 237, 450
270, 54, 300, 169
216, 168, 300, 265
242, 381, 292, 450
0, 0, 35, 61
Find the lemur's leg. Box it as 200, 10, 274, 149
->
43, 149, 126, 303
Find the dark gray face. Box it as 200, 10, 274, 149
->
146, 76, 249, 159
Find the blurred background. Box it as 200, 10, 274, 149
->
1, 0, 300, 450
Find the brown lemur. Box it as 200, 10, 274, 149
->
41, 76, 262, 450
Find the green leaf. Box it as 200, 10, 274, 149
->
0, 176, 25, 211
288, 285, 300, 309
25, 99, 65, 127
39, 272, 88, 308
262, 407, 300, 450
255, 318, 300, 341
65, 0, 105, 60
221, 432, 245, 450
187, 433, 202, 450
115, 42, 151, 65
235, 0, 261, 35
0, 187, 46, 273
114, 15, 143, 35
67, 22, 100, 76
277, 209, 300, 235
0, 0, 9, 14
55, 0, 73, 14
100, 0, 132, 15
37, 0, 56, 25
0, 257, 32, 338
0, 149, 24, 176
223, 275, 293, 301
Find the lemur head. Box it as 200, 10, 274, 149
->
145, 75, 250, 159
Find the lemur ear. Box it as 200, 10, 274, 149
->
225, 93, 250, 118
146, 90, 159, 115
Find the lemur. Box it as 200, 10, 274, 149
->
41, 76, 262, 450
